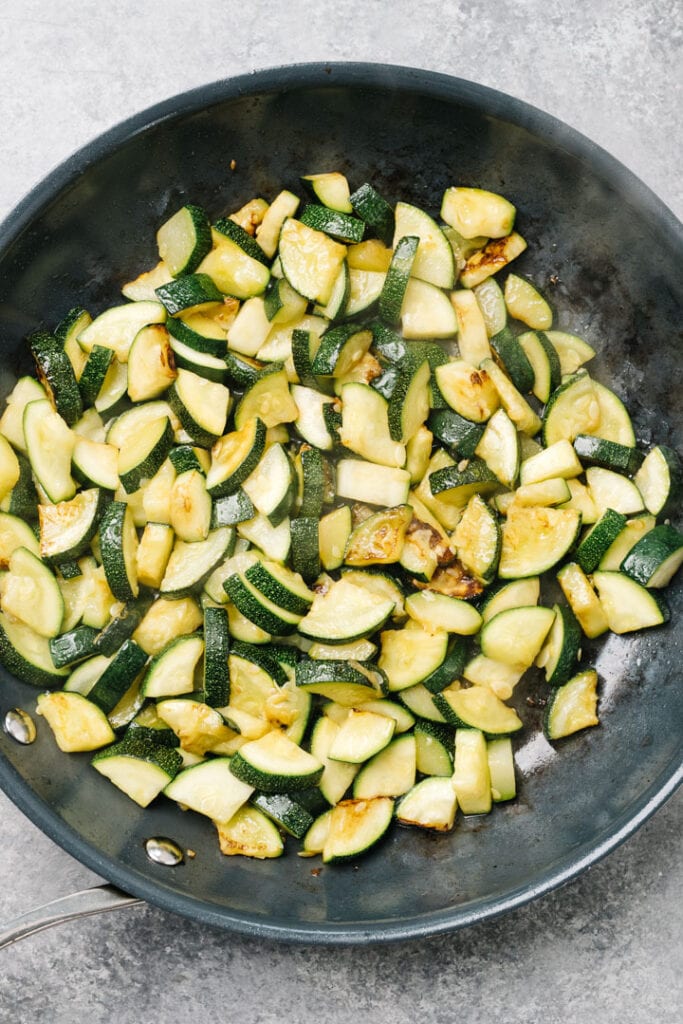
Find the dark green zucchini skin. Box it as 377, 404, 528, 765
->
29, 330, 83, 426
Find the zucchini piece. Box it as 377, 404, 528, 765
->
0, 376, 47, 454
387, 357, 430, 445
244, 560, 313, 616
167, 335, 228, 383
598, 512, 656, 571
504, 274, 552, 330
156, 203, 212, 277
225, 296, 271, 357
237, 513, 291, 564
37, 691, 115, 752
428, 457, 498, 507
296, 658, 383, 706
345, 506, 414, 568
461, 654, 524, 701
328, 708, 396, 764
498, 506, 581, 578
435, 361, 500, 423
481, 577, 540, 622
592, 571, 669, 633
479, 605, 556, 669
319, 505, 352, 570
215, 806, 284, 859
544, 668, 599, 741
517, 330, 562, 403
214, 216, 271, 267
322, 797, 394, 863
394, 202, 455, 289
519, 439, 583, 485
474, 408, 520, 488
452, 493, 501, 584
340, 382, 406, 468
1, 546, 63, 638
168, 368, 231, 448
350, 182, 394, 245
297, 445, 326, 519
234, 365, 298, 430
121, 262, 174, 303
242, 443, 295, 526
278, 218, 346, 305
39, 488, 109, 563
229, 730, 323, 793
535, 603, 582, 686
264, 276, 308, 325
405, 591, 482, 635
435, 686, 523, 737
310, 716, 359, 804
251, 792, 314, 840
298, 577, 395, 644
620, 524, 683, 588
479, 357, 541, 436
345, 268, 386, 318
557, 563, 609, 639
118, 416, 174, 494
142, 633, 204, 698
87, 638, 148, 714
414, 720, 455, 776
401, 279, 458, 340
419, 637, 468, 694
573, 435, 644, 477
341, 569, 406, 620
353, 733, 417, 799
0, 611, 68, 687
55, 305, 91, 378
634, 444, 683, 516
311, 638, 378, 662
405, 424, 433, 483
92, 738, 182, 806
207, 417, 266, 497
336, 459, 411, 507
544, 330, 596, 374
156, 697, 239, 756
586, 466, 644, 516
99, 500, 139, 601
441, 187, 516, 239
302, 171, 353, 213
49, 624, 100, 669
94, 601, 147, 657
290, 516, 321, 582
126, 324, 177, 401
77, 300, 166, 362
428, 408, 485, 459
379, 235, 419, 325
72, 437, 119, 491
451, 728, 491, 814
165, 757, 254, 820
290, 384, 336, 451
127, 703, 180, 747
78, 344, 113, 406
451, 289, 492, 364
300, 204, 365, 244
459, 232, 527, 289
576, 508, 628, 573
542, 372, 600, 446
473, 277, 507, 337
378, 623, 449, 692
170, 468, 212, 543
399, 681, 449, 723
160, 528, 234, 596
23, 399, 76, 503
0, 452, 38, 520
211, 489, 255, 528
224, 572, 302, 635
487, 737, 516, 802
132, 596, 202, 656
311, 325, 373, 378
94, 358, 128, 414
490, 326, 535, 393
166, 312, 226, 356
203, 605, 231, 707
197, 229, 270, 299
29, 330, 83, 426
255, 190, 300, 259
396, 776, 457, 831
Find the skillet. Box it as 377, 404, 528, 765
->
0, 62, 681, 944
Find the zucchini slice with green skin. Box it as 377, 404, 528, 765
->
215, 806, 284, 860
237, 513, 291, 564
544, 330, 595, 374
165, 757, 254, 820
311, 325, 373, 378
290, 516, 321, 582
38, 488, 110, 563
328, 708, 396, 764
141, 633, 205, 698
203, 605, 230, 708
297, 445, 326, 518
586, 467, 645, 516
487, 737, 516, 802
395, 776, 457, 831
118, 415, 174, 494
37, 691, 114, 752
322, 797, 394, 863
24, 399, 76, 503
168, 368, 231, 448
310, 716, 359, 805
428, 408, 485, 459
156, 203, 212, 277
387, 357, 431, 445
575, 508, 628, 574
398, 682, 449, 723
226, 297, 271, 357
49, 624, 100, 669
490, 326, 535, 394
441, 187, 516, 239
405, 591, 482, 635
156, 272, 231, 314
298, 577, 395, 644
634, 444, 683, 516
214, 216, 271, 267
295, 658, 383, 706
498, 506, 581, 579
278, 218, 346, 305
481, 577, 540, 623
242, 443, 295, 527
451, 727, 491, 814
353, 733, 417, 799
504, 274, 553, 330
0, 376, 47, 454
300, 204, 365, 244
206, 417, 266, 497
459, 232, 528, 289
542, 372, 600, 447
303, 172, 353, 213
401, 279, 458, 340
252, 792, 314, 840
167, 334, 227, 384
414, 719, 455, 776
197, 230, 271, 299
520, 439, 583, 485
379, 235, 419, 325
517, 330, 561, 403
0, 611, 69, 687
224, 572, 302, 635
55, 306, 91, 379
592, 571, 670, 633
336, 459, 411, 508
264, 275, 308, 324
345, 268, 386, 318
434, 361, 500, 423
435, 686, 523, 737
340, 382, 406, 468
1, 546, 64, 638
87, 638, 148, 714
166, 312, 226, 357
77, 300, 167, 362
319, 505, 353, 570
72, 439, 119, 492
62, 652, 110, 694
394, 203, 455, 289
1, 452, 38, 521
479, 605, 556, 669
598, 513, 656, 571
78, 344, 114, 406
535, 603, 582, 686
291, 384, 336, 451
378, 624, 449, 692
230, 730, 323, 793
574, 434, 644, 477
234, 365, 298, 430
350, 182, 395, 245
452, 493, 501, 584
620, 524, 683, 588
544, 668, 599, 741
127, 324, 178, 400
93, 602, 147, 657
29, 330, 83, 426
244, 560, 313, 616
428, 457, 499, 507
474, 407, 520, 489
170, 469, 212, 543
211, 489, 255, 528
418, 637, 468, 695
254, 190, 300, 260
99, 500, 139, 601
92, 738, 182, 807
557, 562, 609, 639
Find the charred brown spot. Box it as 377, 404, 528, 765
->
406, 518, 454, 565
413, 559, 483, 599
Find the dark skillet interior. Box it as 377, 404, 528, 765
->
0, 65, 681, 943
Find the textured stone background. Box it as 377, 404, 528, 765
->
0, 1, 681, 1021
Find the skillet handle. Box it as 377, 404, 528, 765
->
0, 884, 143, 950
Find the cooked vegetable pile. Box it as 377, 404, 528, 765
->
0, 171, 681, 863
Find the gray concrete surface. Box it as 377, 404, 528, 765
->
0, 1, 681, 1021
